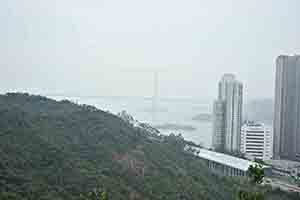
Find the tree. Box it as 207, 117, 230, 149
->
248, 164, 265, 184
237, 190, 264, 200
79, 188, 108, 200
236, 164, 266, 200
100, 191, 108, 200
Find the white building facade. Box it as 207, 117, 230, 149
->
186, 146, 272, 177
212, 74, 243, 153
240, 122, 273, 161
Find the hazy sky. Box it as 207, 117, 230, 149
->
1, 0, 299, 101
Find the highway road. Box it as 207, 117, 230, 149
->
264, 178, 300, 193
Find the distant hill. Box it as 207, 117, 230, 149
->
0, 93, 297, 200
192, 113, 212, 122
244, 99, 274, 125
153, 123, 196, 131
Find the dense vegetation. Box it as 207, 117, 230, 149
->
0, 93, 298, 199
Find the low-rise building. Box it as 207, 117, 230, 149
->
240, 121, 273, 161
186, 146, 271, 177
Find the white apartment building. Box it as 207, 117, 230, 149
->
240, 121, 273, 161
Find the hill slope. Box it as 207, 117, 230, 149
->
0, 93, 297, 200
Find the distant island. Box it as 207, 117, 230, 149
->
154, 123, 196, 131
192, 113, 212, 122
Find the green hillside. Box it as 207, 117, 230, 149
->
0, 93, 297, 200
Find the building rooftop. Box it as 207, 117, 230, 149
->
243, 121, 264, 127
278, 54, 300, 58
221, 73, 236, 81
190, 147, 268, 171
242, 121, 272, 130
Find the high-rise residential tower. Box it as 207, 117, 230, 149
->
212, 100, 225, 150
212, 74, 243, 153
273, 55, 300, 161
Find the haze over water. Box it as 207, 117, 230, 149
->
1, 0, 298, 149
